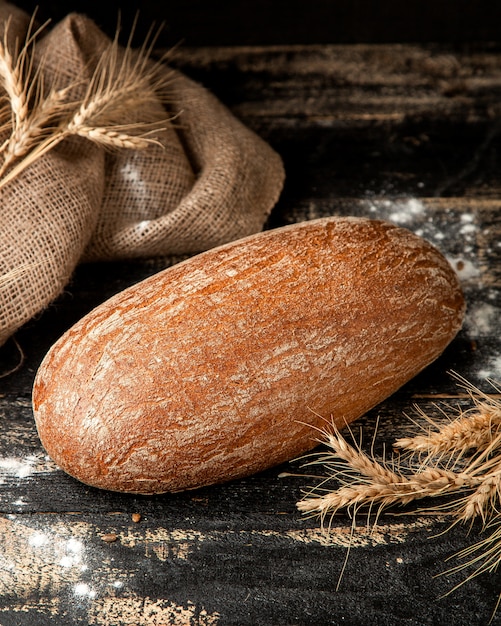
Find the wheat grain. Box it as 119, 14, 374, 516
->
0, 17, 29, 127
73, 126, 154, 150
410, 466, 473, 493
395, 402, 501, 458
459, 471, 501, 524
322, 429, 403, 485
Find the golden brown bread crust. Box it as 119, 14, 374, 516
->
32, 217, 465, 494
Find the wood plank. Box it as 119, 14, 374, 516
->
171, 43, 501, 121
166, 45, 501, 218
0, 508, 485, 625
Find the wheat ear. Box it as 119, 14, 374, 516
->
0, 15, 64, 176
0, 19, 175, 189
297, 426, 477, 521
457, 469, 501, 524
296, 377, 501, 617
395, 397, 501, 459
0, 16, 30, 127
0, 85, 71, 177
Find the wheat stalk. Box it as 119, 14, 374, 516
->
298, 426, 477, 520
296, 376, 501, 616
0, 262, 39, 288
395, 396, 501, 460
0, 15, 176, 189
0, 15, 64, 174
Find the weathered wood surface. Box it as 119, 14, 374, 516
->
1, 43, 501, 625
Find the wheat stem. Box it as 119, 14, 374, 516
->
0, 263, 39, 288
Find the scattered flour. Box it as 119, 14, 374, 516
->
28, 532, 48, 548
120, 161, 141, 185
119, 161, 150, 215
74, 583, 97, 599
365, 197, 426, 224
460, 223, 477, 236
478, 355, 501, 381
386, 197, 426, 225
464, 302, 499, 337
460, 212, 475, 224
0, 457, 35, 479
0, 453, 57, 480
135, 220, 152, 236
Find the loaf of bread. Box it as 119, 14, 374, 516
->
32, 217, 465, 494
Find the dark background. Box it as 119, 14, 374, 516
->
12, 1, 501, 46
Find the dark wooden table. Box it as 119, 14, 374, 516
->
1, 43, 501, 625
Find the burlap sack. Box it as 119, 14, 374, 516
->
0, 3, 285, 347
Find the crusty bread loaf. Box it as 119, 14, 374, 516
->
32, 217, 465, 494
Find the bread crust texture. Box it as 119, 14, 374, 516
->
32, 217, 465, 494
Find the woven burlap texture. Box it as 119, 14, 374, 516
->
0, 3, 285, 347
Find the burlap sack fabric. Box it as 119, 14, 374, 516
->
0, 2, 285, 347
